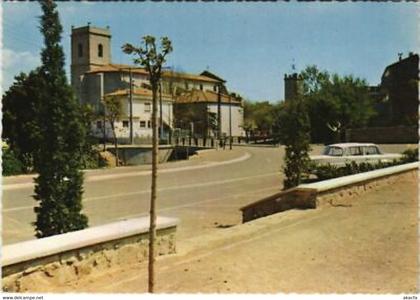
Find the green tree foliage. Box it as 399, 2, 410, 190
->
300, 65, 376, 143
33, 0, 88, 238
2, 147, 24, 176
102, 96, 122, 166
173, 104, 217, 138
279, 98, 311, 189
2, 70, 43, 172
80, 104, 108, 169
243, 100, 281, 137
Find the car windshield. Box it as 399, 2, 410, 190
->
323, 146, 343, 156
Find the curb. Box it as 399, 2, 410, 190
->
3, 152, 252, 191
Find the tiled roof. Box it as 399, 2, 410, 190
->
161, 70, 221, 83
105, 88, 172, 100
87, 64, 222, 83
200, 70, 226, 83
175, 89, 242, 105
87, 64, 148, 75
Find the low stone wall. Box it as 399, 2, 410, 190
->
241, 188, 317, 223
241, 162, 418, 222
2, 216, 178, 292
107, 145, 174, 165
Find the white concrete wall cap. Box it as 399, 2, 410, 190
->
299, 162, 419, 193
2, 216, 179, 267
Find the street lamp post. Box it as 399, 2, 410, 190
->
159, 80, 164, 143
217, 83, 222, 147
229, 94, 232, 150
129, 68, 133, 144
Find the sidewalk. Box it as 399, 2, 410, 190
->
3, 147, 250, 189
45, 173, 417, 294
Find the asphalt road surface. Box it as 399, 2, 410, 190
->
3, 146, 291, 245
3, 144, 414, 245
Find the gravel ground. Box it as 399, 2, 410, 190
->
46, 170, 418, 294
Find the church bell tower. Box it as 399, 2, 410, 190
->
70, 24, 111, 102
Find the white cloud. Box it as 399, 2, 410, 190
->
1, 48, 40, 91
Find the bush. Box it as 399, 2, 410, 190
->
311, 160, 400, 182
82, 150, 108, 169
401, 148, 418, 163
81, 138, 108, 170
2, 148, 24, 176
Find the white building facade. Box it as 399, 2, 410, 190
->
92, 88, 173, 143
71, 24, 244, 142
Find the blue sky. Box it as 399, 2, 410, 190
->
2, 2, 418, 102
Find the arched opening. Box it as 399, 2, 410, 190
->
98, 44, 103, 57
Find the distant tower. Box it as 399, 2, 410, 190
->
284, 73, 302, 101
71, 24, 112, 101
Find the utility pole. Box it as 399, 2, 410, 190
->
129, 68, 133, 144
100, 72, 106, 151
159, 80, 164, 142
217, 83, 222, 146
229, 94, 232, 150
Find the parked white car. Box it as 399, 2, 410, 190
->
310, 143, 403, 167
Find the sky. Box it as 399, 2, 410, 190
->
2, 2, 418, 102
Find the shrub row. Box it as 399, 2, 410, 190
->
2, 146, 108, 176
310, 148, 418, 182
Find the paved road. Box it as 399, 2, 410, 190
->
3, 146, 293, 245
3, 143, 414, 245
40, 168, 418, 293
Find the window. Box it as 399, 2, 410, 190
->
323, 146, 343, 157
140, 121, 146, 128
199, 84, 203, 91
78, 43, 83, 57
147, 120, 151, 128
213, 85, 217, 92
348, 146, 362, 156
98, 44, 103, 57
96, 121, 102, 129
144, 102, 151, 112
122, 121, 129, 128
365, 146, 380, 155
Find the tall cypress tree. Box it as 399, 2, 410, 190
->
279, 97, 311, 190
33, 0, 88, 238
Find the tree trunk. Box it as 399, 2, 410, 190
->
148, 83, 158, 293
111, 123, 119, 166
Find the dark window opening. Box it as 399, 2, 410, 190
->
200, 84, 203, 90
96, 121, 102, 129
122, 121, 129, 128
140, 121, 146, 128
98, 44, 103, 57
78, 43, 83, 57
147, 120, 151, 128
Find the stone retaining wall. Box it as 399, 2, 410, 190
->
241, 162, 418, 222
2, 217, 178, 292
316, 170, 417, 207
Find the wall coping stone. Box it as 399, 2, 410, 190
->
299, 162, 418, 193
2, 216, 179, 267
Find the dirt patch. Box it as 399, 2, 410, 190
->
18, 172, 418, 293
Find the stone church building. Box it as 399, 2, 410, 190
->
70, 24, 244, 143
